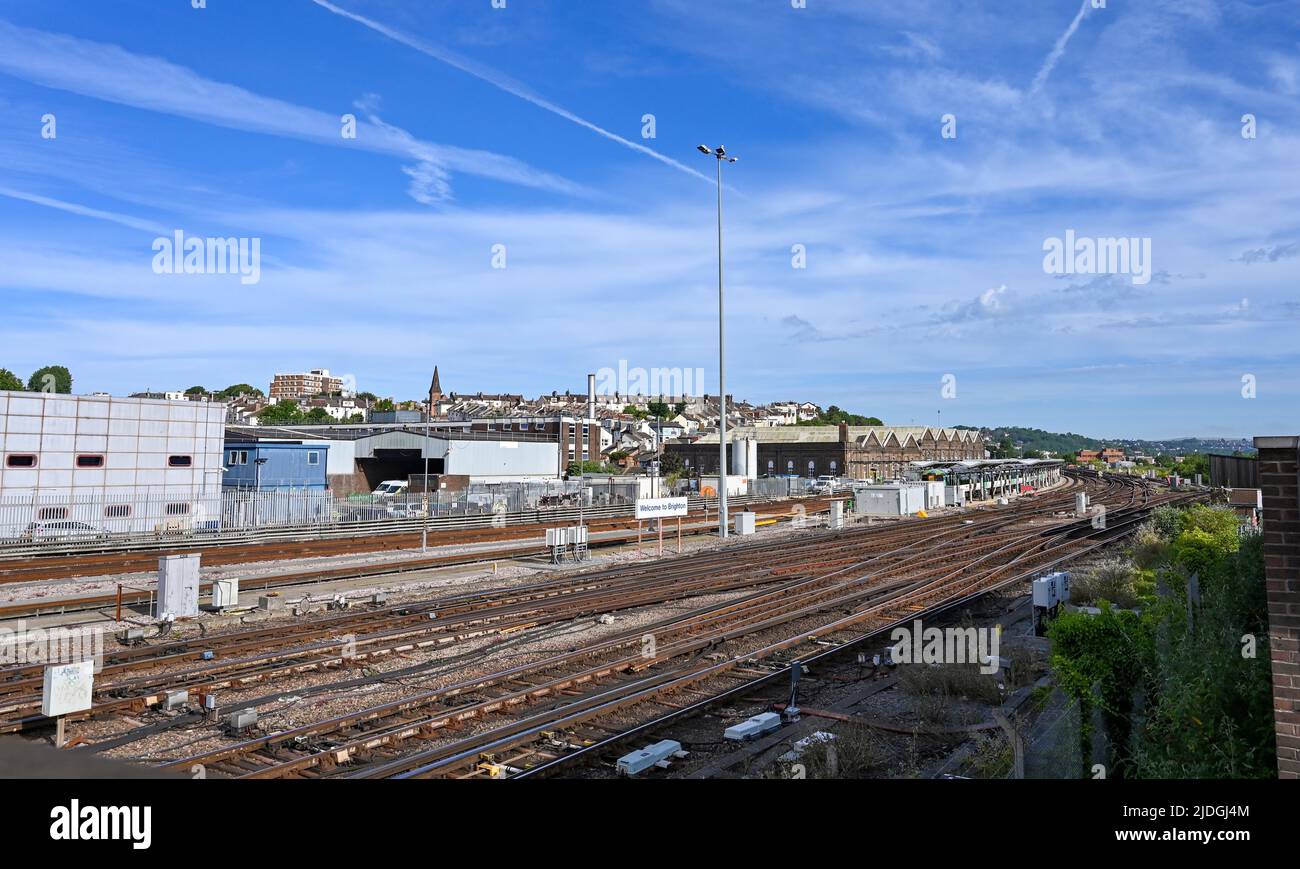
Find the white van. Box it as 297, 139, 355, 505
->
372, 480, 410, 497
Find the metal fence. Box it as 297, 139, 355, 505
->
0, 481, 604, 548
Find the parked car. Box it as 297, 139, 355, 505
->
23, 521, 110, 541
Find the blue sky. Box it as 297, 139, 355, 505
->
0, 0, 1296, 439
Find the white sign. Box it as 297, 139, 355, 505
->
636, 497, 688, 520
41, 660, 94, 717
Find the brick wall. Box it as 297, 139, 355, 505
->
1255, 435, 1300, 778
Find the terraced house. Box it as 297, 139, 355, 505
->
667, 425, 985, 480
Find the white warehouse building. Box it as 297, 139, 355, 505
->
0, 391, 226, 537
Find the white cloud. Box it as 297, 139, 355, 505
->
0, 17, 582, 201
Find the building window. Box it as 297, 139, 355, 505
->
76, 454, 105, 468
228, 450, 249, 465
165, 503, 191, 516
36, 507, 68, 521
5, 454, 36, 468
104, 505, 132, 519
520, 422, 529, 430
307, 451, 320, 465
168, 455, 193, 467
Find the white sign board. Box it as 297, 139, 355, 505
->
635, 497, 688, 520
41, 660, 94, 718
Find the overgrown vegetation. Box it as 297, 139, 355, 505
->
1047, 504, 1274, 778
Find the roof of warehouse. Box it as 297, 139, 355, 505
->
689, 425, 984, 445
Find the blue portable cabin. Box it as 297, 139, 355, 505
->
222, 441, 329, 491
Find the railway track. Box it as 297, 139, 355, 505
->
0, 499, 832, 619
0, 496, 828, 586
1, 473, 1199, 777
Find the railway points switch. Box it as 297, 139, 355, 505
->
616, 739, 686, 776
724, 711, 782, 742
224, 710, 258, 735
116, 627, 146, 645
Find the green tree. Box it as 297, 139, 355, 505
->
184, 385, 207, 396
795, 405, 883, 427
374, 398, 396, 412
27, 365, 72, 394
217, 383, 264, 399
0, 368, 23, 391
673, 401, 687, 416
303, 407, 331, 423
623, 404, 649, 420
647, 399, 671, 419
258, 400, 305, 424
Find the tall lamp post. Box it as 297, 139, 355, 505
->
422, 396, 432, 553
698, 144, 738, 538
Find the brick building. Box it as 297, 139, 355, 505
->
668, 425, 984, 480
270, 369, 345, 401
1255, 435, 1300, 778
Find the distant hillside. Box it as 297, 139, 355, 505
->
955, 426, 1254, 458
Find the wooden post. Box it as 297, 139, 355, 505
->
115, 584, 123, 623
637, 520, 643, 557
658, 519, 664, 556
677, 517, 682, 554
55, 716, 66, 749
993, 711, 1024, 779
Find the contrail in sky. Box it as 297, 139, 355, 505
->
311, 0, 716, 185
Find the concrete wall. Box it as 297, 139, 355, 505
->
1255, 435, 1300, 778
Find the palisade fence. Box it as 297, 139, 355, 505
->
0, 481, 606, 549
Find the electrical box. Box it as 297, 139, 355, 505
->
545, 528, 568, 547
734, 512, 756, 535
212, 577, 239, 610
724, 711, 782, 742
1075, 493, 1089, 515
1047, 571, 1072, 603
828, 501, 844, 530
163, 689, 189, 711
1032, 576, 1058, 609
568, 526, 589, 545
157, 553, 200, 618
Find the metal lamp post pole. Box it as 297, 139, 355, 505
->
699, 144, 737, 539
422, 399, 431, 553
